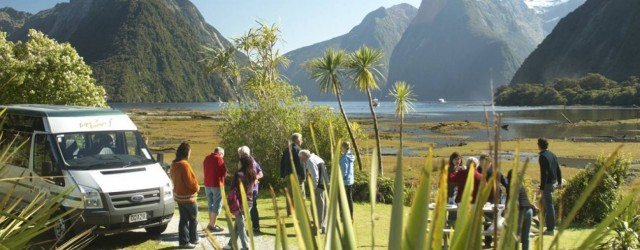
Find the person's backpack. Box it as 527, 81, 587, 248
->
317, 162, 329, 190
227, 188, 240, 216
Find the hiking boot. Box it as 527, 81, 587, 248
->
179, 243, 196, 249
207, 225, 224, 232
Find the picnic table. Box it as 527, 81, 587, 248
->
428, 203, 506, 235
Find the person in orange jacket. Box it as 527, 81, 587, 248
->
170, 142, 200, 248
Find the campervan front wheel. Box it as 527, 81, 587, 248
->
145, 224, 168, 235
51, 210, 70, 242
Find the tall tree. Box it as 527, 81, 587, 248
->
306, 48, 364, 171
347, 46, 385, 176
388, 81, 416, 151
0, 30, 106, 107
232, 22, 290, 97
203, 46, 242, 102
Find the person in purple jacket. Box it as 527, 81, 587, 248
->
238, 146, 263, 233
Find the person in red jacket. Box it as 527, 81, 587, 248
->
203, 147, 226, 232
448, 157, 483, 204
170, 142, 200, 248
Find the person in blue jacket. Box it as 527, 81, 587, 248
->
340, 141, 355, 218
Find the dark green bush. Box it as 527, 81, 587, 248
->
302, 106, 363, 168
352, 170, 412, 204
220, 96, 357, 190
559, 155, 631, 225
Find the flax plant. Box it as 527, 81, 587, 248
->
0, 109, 94, 249
214, 113, 638, 250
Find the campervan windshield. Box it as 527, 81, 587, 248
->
56, 130, 154, 170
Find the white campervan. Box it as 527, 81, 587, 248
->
0, 104, 174, 241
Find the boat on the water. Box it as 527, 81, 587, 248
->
372, 98, 380, 107
438, 98, 446, 103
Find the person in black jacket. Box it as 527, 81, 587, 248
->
280, 132, 305, 215
537, 137, 562, 235
478, 154, 509, 204
506, 170, 533, 250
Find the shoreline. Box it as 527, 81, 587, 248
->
129, 109, 640, 163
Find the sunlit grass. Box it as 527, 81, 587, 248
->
132, 113, 639, 187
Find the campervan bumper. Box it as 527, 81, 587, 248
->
67, 202, 174, 235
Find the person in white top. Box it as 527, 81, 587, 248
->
94, 133, 114, 155
298, 150, 328, 234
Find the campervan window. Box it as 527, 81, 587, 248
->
1, 114, 44, 132
34, 134, 64, 185
0, 132, 30, 168
0, 114, 43, 168
56, 130, 154, 170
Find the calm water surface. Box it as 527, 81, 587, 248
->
110, 101, 640, 142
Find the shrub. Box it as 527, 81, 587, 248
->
221, 98, 357, 190
597, 204, 640, 250
352, 170, 411, 204
301, 106, 362, 168
559, 155, 631, 225
215, 23, 356, 190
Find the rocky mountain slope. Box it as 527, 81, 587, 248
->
0, 7, 31, 35
511, 0, 640, 85
524, 0, 586, 33
282, 4, 417, 100
6, 0, 237, 103
387, 0, 545, 101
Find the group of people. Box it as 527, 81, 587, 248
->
168, 134, 561, 249
167, 142, 262, 249
168, 132, 356, 249
446, 137, 563, 250
278, 133, 356, 234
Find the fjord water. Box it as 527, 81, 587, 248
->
110, 101, 640, 142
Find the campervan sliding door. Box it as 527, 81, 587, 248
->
31, 132, 65, 198
0, 129, 34, 204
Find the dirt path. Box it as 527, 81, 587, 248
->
87, 213, 276, 249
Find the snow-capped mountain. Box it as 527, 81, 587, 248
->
523, 0, 586, 33
524, 0, 573, 13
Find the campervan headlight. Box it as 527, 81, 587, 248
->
163, 182, 173, 201
79, 185, 103, 209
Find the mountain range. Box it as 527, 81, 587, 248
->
511, 0, 640, 85
1, 0, 591, 102
0, 7, 31, 35
2, 0, 237, 103
386, 0, 545, 101
281, 4, 417, 101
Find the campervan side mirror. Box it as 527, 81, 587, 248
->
156, 152, 164, 164
157, 152, 169, 172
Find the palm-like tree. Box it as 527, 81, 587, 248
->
306, 48, 364, 171
388, 81, 416, 151
347, 46, 385, 176
203, 46, 241, 102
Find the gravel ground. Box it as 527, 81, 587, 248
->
155, 214, 277, 250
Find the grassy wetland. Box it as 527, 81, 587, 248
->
112, 108, 639, 249
129, 109, 640, 187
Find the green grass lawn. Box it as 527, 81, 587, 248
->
86, 192, 605, 249
196, 192, 601, 249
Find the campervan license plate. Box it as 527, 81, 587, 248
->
129, 212, 147, 223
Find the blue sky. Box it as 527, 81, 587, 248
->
1, 0, 421, 52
